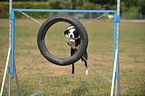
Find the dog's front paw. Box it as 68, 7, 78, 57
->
70, 39, 75, 43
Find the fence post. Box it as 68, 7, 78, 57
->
140, 13, 142, 20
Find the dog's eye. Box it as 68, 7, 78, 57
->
64, 30, 69, 35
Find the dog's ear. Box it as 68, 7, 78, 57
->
64, 30, 69, 35
74, 30, 79, 38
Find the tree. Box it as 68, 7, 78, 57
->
89, 0, 115, 5
137, 0, 145, 14
49, 0, 73, 9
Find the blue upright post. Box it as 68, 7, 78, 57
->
113, 10, 120, 81
113, 11, 117, 68
111, 0, 121, 95
9, 10, 15, 79
111, 11, 118, 96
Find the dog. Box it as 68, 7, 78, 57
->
64, 25, 88, 77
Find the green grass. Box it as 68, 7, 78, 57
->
0, 18, 145, 96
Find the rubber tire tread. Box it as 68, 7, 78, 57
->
37, 14, 88, 66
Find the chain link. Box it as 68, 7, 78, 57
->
17, 9, 42, 26
83, 11, 111, 27
82, 56, 112, 82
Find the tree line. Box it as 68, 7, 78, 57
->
0, 0, 145, 15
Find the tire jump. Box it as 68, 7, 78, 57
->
37, 14, 88, 66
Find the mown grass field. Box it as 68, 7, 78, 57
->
0, 18, 145, 96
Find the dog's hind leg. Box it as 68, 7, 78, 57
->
82, 51, 88, 76
71, 47, 76, 78
84, 61, 88, 76
71, 64, 75, 78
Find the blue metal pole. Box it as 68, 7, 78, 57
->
113, 11, 117, 70
8, 0, 13, 95
9, 10, 15, 79
113, 11, 120, 80
13, 9, 116, 13
111, 10, 118, 96
111, 0, 121, 95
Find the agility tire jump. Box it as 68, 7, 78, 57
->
37, 14, 88, 66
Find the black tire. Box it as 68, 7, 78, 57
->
37, 14, 88, 66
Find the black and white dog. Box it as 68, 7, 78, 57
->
64, 25, 88, 77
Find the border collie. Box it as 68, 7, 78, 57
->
64, 25, 88, 77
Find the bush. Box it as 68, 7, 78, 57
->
0, 1, 106, 19
0, 4, 4, 18
0, 2, 51, 18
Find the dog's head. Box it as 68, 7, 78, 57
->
64, 26, 79, 39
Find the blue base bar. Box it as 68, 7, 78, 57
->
13, 9, 116, 13
30, 93, 41, 96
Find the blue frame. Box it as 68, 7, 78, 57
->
13, 9, 116, 13
9, 9, 119, 79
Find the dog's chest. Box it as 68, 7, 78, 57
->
67, 37, 80, 49
67, 38, 75, 48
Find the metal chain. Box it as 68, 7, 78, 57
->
17, 9, 42, 26
83, 12, 112, 82
83, 11, 111, 27
14, 53, 41, 76
13, 10, 42, 76
82, 56, 112, 82
18, 9, 110, 27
